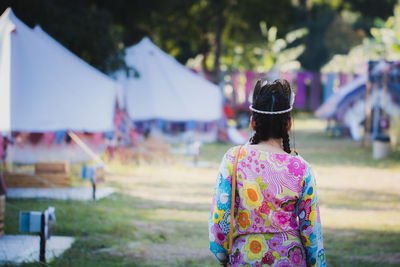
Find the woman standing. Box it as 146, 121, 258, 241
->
209, 79, 325, 266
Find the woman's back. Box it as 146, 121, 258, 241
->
209, 79, 325, 266
232, 144, 305, 235
209, 145, 325, 266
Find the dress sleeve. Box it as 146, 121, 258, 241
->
296, 164, 326, 267
208, 150, 233, 265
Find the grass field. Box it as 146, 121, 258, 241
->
3, 116, 400, 266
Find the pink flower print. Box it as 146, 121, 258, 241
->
274, 153, 288, 164
276, 258, 292, 267
276, 245, 287, 256
254, 159, 259, 165
211, 224, 225, 246
272, 211, 291, 229
273, 199, 281, 208
260, 164, 265, 169
262, 252, 275, 265
265, 192, 272, 200
241, 161, 246, 167
230, 251, 243, 265
259, 201, 270, 214
281, 197, 297, 212
298, 199, 312, 222
268, 234, 283, 248
289, 216, 298, 228
227, 175, 232, 185
269, 239, 279, 249
287, 157, 306, 178
247, 156, 253, 163
288, 246, 303, 266
256, 167, 260, 173
276, 212, 289, 225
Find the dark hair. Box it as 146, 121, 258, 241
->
250, 79, 292, 154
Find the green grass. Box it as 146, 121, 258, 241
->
2, 115, 400, 266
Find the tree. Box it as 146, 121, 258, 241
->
0, 0, 126, 73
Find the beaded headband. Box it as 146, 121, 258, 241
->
249, 86, 296, 115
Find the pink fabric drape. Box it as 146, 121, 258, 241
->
93, 133, 103, 147
43, 132, 55, 147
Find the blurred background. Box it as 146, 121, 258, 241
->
0, 0, 399, 266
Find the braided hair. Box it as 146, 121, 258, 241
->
250, 79, 292, 154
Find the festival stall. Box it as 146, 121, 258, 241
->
315, 61, 400, 141
115, 37, 222, 143
222, 70, 354, 129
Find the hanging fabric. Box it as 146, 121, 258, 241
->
323, 73, 335, 103
310, 72, 321, 110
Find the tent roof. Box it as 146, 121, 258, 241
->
315, 75, 367, 119
116, 37, 222, 121
0, 8, 120, 132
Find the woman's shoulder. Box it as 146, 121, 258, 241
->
293, 153, 311, 167
223, 145, 243, 158
294, 153, 317, 184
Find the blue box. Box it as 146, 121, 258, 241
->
20, 211, 42, 233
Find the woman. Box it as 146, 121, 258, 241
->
208, 79, 325, 266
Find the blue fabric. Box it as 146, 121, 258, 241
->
55, 131, 65, 144
323, 74, 335, 103
186, 121, 196, 131
103, 131, 114, 140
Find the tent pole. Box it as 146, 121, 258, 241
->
382, 68, 388, 122
6, 132, 13, 171
364, 81, 372, 147
67, 132, 108, 170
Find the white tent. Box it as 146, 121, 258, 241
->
0, 8, 121, 133
116, 37, 222, 122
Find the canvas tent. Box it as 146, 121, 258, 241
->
0, 8, 123, 163
315, 69, 400, 140
0, 8, 121, 133
315, 75, 367, 120
115, 37, 222, 122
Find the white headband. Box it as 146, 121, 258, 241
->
250, 91, 296, 115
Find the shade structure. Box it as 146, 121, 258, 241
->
315, 75, 367, 119
0, 8, 121, 133
116, 37, 222, 122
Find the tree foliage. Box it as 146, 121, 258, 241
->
0, 0, 398, 76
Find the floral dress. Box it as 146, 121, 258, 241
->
208, 145, 325, 267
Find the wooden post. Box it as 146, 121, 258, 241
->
364, 81, 372, 146
382, 69, 388, 121
39, 212, 46, 264
92, 180, 96, 201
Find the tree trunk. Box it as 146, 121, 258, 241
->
212, 6, 224, 84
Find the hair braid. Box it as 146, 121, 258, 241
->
249, 79, 294, 154
250, 131, 260, 144
281, 117, 291, 154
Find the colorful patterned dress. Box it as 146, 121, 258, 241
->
209, 145, 325, 267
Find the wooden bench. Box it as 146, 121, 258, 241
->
4, 162, 70, 188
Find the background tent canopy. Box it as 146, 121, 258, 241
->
117, 37, 222, 122
315, 75, 367, 119
0, 8, 121, 133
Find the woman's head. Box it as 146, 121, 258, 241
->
250, 79, 294, 154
